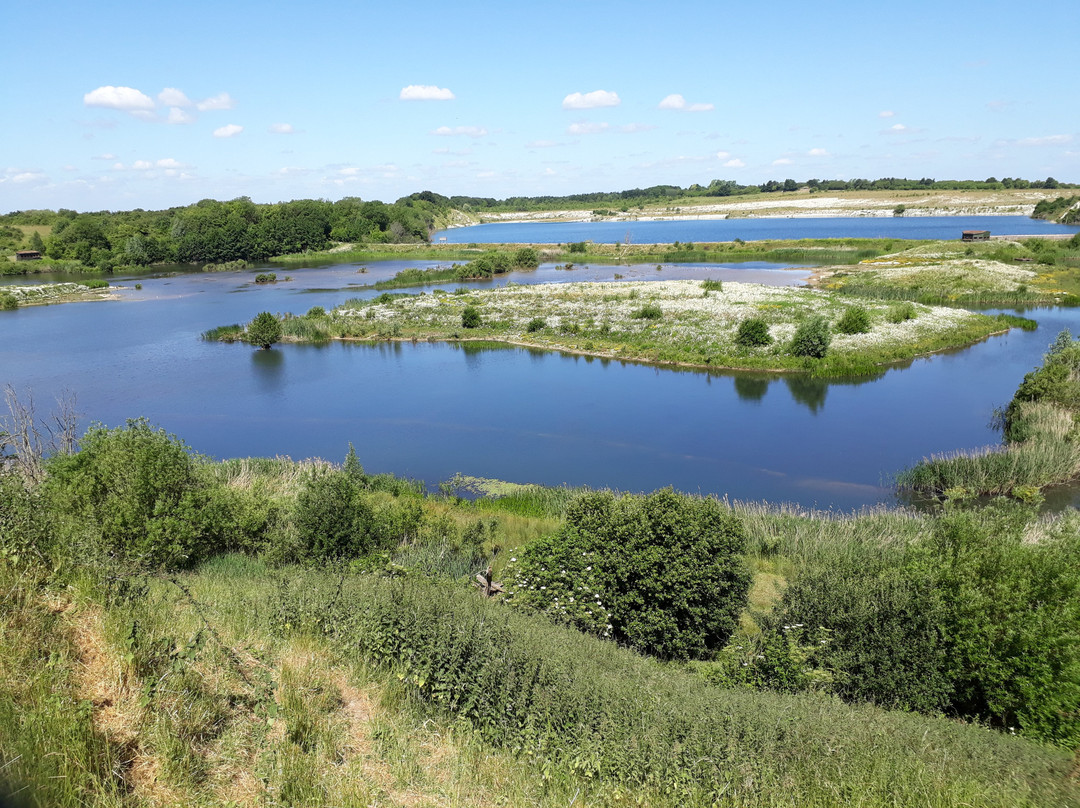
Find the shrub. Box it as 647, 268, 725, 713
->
461, 305, 481, 329
246, 311, 282, 349
525, 317, 545, 333
79, 279, 109, 290
305, 305, 325, 318
735, 317, 773, 347
836, 305, 872, 335
790, 316, 831, 358
886, 302, 917, 323
512, 247, 540, 267
42, 419, 210, 569
568, 241, 587, 253
701, 279, 723, 292
254, 272, 277, 284
631, 303, 663, 320
0, 292, 16, 310
507, 489, 751, 660
755, 503, 1080, 746
293, 469, 375, 560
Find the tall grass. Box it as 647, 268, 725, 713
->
275, 569, 1078, 807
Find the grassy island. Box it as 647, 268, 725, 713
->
209, 279, 1030, 377
0, 280, 113, 309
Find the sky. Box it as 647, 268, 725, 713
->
2, 0, 1077, 213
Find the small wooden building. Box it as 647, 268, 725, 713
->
15, 250, 43, 261
961, 230, 990, 241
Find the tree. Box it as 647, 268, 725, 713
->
246, 312, 282, 349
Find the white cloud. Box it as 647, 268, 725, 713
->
772, 158, 794, 166
84, 85, 155, 111
568, 122, 609, 135
158, 87, 192, 107
715, 151, 730, 160
723, 158, 745, 168
156, 158, 184, 169
562, 90, 620, 110
132, 160, 153, 170
198, 92, 236, 111
269, 123, 295, 134
432, 125, 487, 137
11, 171, 46, 184
213, 124, 243, 138
658, 94, 713, 112
808, 148, 829, 156
526, 140, 560, 148
399, 84, 455, 101
93, 153, 117, 161
879, 110, 895, 118
620, 123, 655, 133
167, 107, 195, 125
112, 162, 125, 171
1016, 134, 1072, 147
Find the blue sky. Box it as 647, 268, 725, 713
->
2, 0, 1077, 212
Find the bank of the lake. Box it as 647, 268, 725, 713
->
0, 280, 115, 308
216, 280, 1029, 377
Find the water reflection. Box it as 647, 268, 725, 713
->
733, 375, 769, 403
251, 348, 285, 392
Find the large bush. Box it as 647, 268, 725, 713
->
292, 469, 375, 560
507, 489, 751, 660
735, 317, 773, 347
43, 419, 212, 569
755, 503, 1080, 746
790, 316, 831, 358
836, 305, 871, 335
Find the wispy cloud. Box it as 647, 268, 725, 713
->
432, 125, 488, 137
808, 148, 829, 156
772, 158, 794, 166
198, 92, 236, 111
158, 88, 192, 107
526, 140, 561, 148
620, 123, 656, 133
657, 94, 714, 112
562, 90, 620, 110
567, 122, 609, 135
269, 123, 295, 134
879, 110, 895, 118
400, 84, 455, 101
213, 124, 243, 138
1015, 134, 1073, 147
722, 158, 745, 168
167, 107, 195, 125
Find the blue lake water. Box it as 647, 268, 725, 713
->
434, 215, 1080, 244
4, 259, 1079, 511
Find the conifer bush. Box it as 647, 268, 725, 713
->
836, 304, 872, 334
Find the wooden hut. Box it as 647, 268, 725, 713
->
961, 230, 990, 241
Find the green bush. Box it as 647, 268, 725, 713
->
512, 247, 540, 267
631, 303, 663, 320
0, 292, 16, 310
790, 316, 831, 358
701, 279, 723, 292
43, 419, 211, 569
886, 302, 917, 323
305, 305, 325, 318
735, 317, 773, 347
836, 305, 871, 335
525, 317, 545, 333
246, 311, 282, 349
567, 241, 587, 253
754, 503, 1080, 746
461, 305, 481, 329
78, 279, 109, 290
254, 272, 277, 284
507, 490, 751, 660
293, 469, 375, 560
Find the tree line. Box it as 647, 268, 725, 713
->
0, 193, 451, 271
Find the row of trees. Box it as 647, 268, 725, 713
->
1, 194, 451, 271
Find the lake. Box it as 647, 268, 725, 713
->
434, 215, 1080, 244
3, 256, 1078, 511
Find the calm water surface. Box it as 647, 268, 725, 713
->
434, 215, 1080, 244
3, 259, 1078, 511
